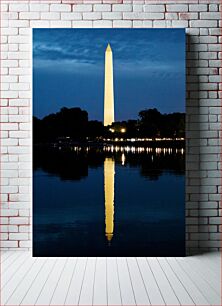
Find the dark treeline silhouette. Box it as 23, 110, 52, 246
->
33, 107, 185, 143
33, 107, 88, 143
34, 146, 185, 181
138, 108, 185, 138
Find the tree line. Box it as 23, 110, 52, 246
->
33, 107, 185, 143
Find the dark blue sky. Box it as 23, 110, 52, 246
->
33, 28, 185, 121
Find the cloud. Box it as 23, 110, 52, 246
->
33, 29, 185, 76
33, 58, 102, 75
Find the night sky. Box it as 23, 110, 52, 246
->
33, 28, 185, 121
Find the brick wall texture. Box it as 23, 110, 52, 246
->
0, 0, 221, 253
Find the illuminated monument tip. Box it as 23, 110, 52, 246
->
106, 43, 112, 52
104, 43, 115, 126
106, 233, 113, 242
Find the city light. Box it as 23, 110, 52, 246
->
103, 137, 184, 142
121, 128, 126, 133
121, 153, 126, 166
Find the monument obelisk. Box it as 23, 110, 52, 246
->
104, 44, 115, 126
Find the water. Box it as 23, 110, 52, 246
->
33, 146, 185, 256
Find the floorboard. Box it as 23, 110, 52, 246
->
65, 257, 87, 306
1, 253, 29, 288
93, 257, 107, 305
2, 252, 22, 273
157, 258, 194, 305
1, 252, 220, 306
166, 257, 210, 305
78, 257, 96, 306
6, 257, 47, 305
137, 257, 165, 305
175, 257, 221, 305
35, 258, 67, 305
195, 252, 220, 274
0, 251, 14, 263
2, 256, 37, 305
148, 258, 180, 305
117, 257, 136, 305
127, 257, 150, 305
107, 258, 122, 306
51, 257, 77, 305
185, 256, 220, 294
21, 258, 56, 305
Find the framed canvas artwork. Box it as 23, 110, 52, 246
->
33, 29, 185, 256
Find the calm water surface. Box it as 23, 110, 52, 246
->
33, 146, 185, 256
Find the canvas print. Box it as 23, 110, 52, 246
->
33, 29, 185, 256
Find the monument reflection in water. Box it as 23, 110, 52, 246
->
33, 146, 185, 257
104, 158, 115, 242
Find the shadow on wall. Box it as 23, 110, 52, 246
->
186, 34, 203, 255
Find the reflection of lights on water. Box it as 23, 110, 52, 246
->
139, 147, 145, 152
121, 153, 126, 166
72, 146, 184, 154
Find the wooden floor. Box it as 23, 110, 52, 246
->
1, 251, 221, 306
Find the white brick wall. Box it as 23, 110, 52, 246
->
0, 0, 221, 253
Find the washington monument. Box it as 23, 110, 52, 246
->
104, 44, 115, 126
